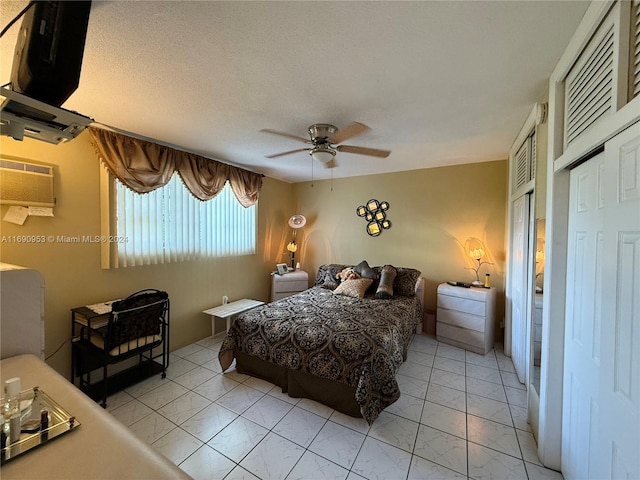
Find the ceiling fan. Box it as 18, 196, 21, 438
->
260, 122, 391, 168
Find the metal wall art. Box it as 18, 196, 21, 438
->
356, 199, 391, 236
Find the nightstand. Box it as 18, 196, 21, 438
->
436, 283, 497, 355
271, 270, 308, 301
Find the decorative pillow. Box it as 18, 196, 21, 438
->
314, 264, 347, 289
375, 265, 397, 299
353, 260, 379, 293
394, 267, 422, 296
333, 278, 373, 298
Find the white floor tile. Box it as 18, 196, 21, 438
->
368, 411, 419, 452
240, 432, 305, 480
287, 450, 349, 480
467, 414, 521, 458
241, 393, 293, 429
110, 398, 153, 427
428, 368, 466, 392
398, 360, 432, 381
215, 383, 265, 414
466, 363, 503, 384
466, 392, 513, 426
309, 421, 366, 469
179, 444, 236, 480
180, 402, 237, 442
396, 374, 429, 399
207, 416, 268, 462
128, 411, 176, 444
137, 381, 188, 410
413, 425, 467, 476
193, 374, 240, 402
157, 390, 211, 425
525, 461, 565, 480
407, 454, 467, 480
426, 383, 467, 412
435, 343, 466, 362
152, 427, 203, 465
433, 356, 466, 376
225, 466, 261, 480
351, 437, 412, 480
113, 335, 537, 480
468, 442, 527, 480
420, 400, 467, 439
383, 392, 425, 423
405, 350, 435, 368
172, 365, 218, 390
466, 376, 508, 403
273, 405, 327, 447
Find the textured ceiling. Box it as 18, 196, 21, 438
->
0, 1, 589, 183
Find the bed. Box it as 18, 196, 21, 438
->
218, 263, 424, 424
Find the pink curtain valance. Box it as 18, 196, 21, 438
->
88, 126, 263, 206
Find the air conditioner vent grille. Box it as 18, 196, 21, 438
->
0, 160, 54, 207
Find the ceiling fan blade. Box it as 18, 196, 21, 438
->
260, 129, 311, 144
329, 122, 369, 144
324, 158, 337, 169
265, 148, 310, 159
336, 145, 391, 158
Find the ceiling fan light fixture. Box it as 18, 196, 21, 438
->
310, 146, 336, 163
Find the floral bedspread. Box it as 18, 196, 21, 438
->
218, 286, 421, 424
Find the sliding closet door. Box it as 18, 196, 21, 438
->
509, 193, 531, 383
562, 124, 640, 479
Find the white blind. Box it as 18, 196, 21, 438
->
115, 176, 256, 267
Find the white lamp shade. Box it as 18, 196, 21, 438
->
310, 149, 335, 163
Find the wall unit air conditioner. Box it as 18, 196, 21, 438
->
0, 159, 54, 207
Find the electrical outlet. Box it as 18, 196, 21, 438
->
222, 295, 229, 305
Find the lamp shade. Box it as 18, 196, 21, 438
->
310, 147, 335, 164
465, 237, 486, 260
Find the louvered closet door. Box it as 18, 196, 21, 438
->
564, 10, 616, 147
562, 123, 640, 479
630, 0, 640, 100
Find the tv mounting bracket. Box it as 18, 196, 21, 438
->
0, 85, 93, 144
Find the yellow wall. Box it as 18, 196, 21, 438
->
0, 133, 294, 376
292, 161, 508, 322
1, 132, 507, 376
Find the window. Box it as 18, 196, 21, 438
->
112, 174, 256, 267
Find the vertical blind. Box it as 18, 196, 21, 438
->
115, 176, 256, 267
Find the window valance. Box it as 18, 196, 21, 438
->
88, 126, 262, 206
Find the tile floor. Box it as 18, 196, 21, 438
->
105, 334, 564, 480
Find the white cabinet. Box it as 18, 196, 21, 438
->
436, 283, 496, 355
271, 270, 308, 302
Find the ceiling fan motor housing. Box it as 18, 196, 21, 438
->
308, 124, 337, 143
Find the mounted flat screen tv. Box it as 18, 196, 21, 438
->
10, 1, 92, 107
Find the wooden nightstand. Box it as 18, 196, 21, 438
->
436, 283, 497, 355
271, 270, 308, 301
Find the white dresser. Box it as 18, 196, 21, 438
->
436, 283, 496, 355
271, 270, 308, 302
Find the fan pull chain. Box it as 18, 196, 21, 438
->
311, 156, 314, 188
330, 165, 333, 191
